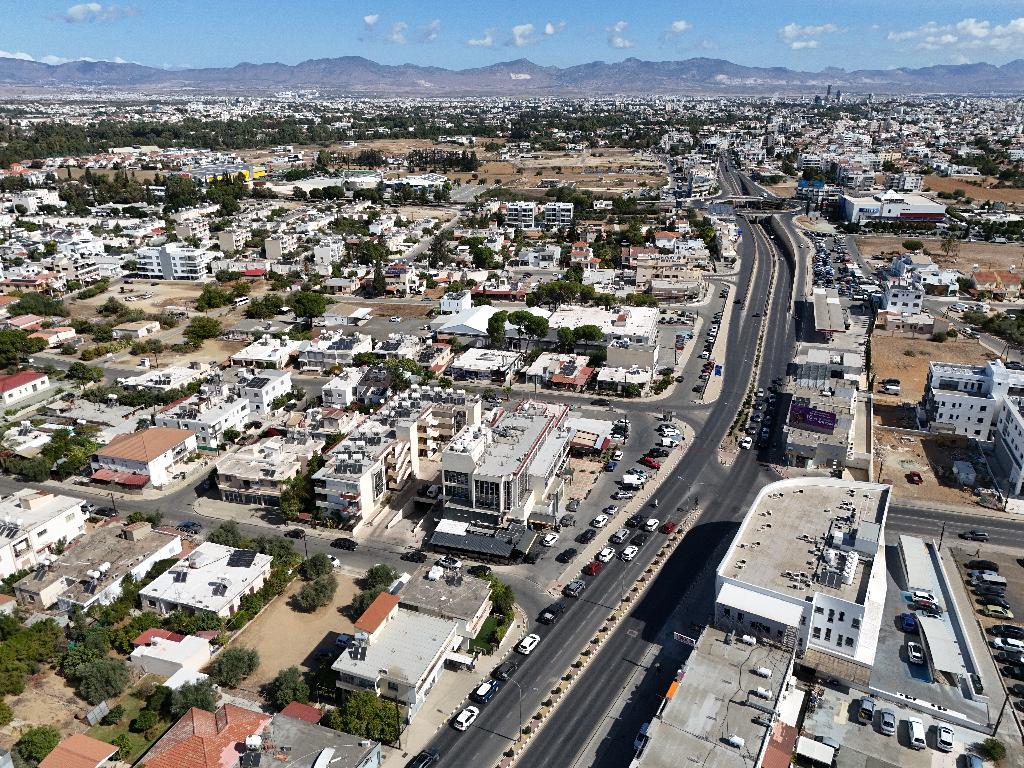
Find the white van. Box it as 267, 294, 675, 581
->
906, 718, 926, 750
233, 295, 251, 307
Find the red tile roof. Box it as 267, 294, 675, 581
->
143, 705, 271, 768
354, 592, 400, 634
279, 701, 322, 724
0, 371, 46, 393
132, 628, 185, 646
38, 733, 117, 768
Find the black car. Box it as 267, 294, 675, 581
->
979, 596, 1012, 610
1010, 683, 1024, 698
1004, 665, 1024, 680
647, 448, 670, 459
401, 550, 428, 563
330, 537, 357, 551
494, 660, 518, 681
286, 528, 306, 539
990, 625, 1024, 640
591, 399, 611, 407
93, 507, 118, 518
577, 529, 598, 544
538, 602, 566, 625
557, 547, 578, 563
559, 514, 576, 527
974, 584, 1007, 597
176, 521, 202, 533
406, 750, 440, 768
467, 564, 492, 578
523, 551, 540, 564
626, 513, 645, 528
967, 559, 999, 573
997, 651, 1024, 664
630, 532, 650, 547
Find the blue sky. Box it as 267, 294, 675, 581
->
3, 1, 1024, 71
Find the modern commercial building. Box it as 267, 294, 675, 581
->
880, 281, 923, 313
155, 385, 250, 450
714, 478, 890, 686
783, 385, 871, 473
839, 190, 946, 224
0, 491, 89, 578
919, 359, 1021, 441
13, 522, 181, 611
90, 427, 197, 488
139, 542, 273, 619
333, 592, 460, 720
440, 400, 573, 527
546, 305, 659, 347
135, 244, 215, 281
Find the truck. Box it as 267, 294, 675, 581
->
622, 473, 648, 488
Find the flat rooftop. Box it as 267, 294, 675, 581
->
267, 713, 378, 768
812, 287, 846, 333
720, 480, 889, 604
0, 490, 84, 533
398, 566, 491, 623
331, 608, 456, 686
641, 627, 791, 768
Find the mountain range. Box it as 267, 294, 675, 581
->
1, 55, 1023, 95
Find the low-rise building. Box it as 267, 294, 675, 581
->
0, 371, 50, 406
155, 386, 250, 450
396, 565, 492, 650
524, 353, 593, 390
37, 734, 116, 768
321, 369, 363, 408
90, 427, 197, 488
129, 630, 212, 681
112, 320, 161, 340
230, 335, 300, 369
236, 368, 292, 415
0, 491, 88, 578
215, 431, 324, 506
14, 522, 181, 611
139, 541, 273, 618
839, 190, 945, 224
449, 348, 522, 384
265, 233, 299, 260
376, 333, 421, 360
439, 290, 473, 314
783, 385, 870, 472
296, 331, 373, 371
175, 217, 210, 242
332, 593, 460, 720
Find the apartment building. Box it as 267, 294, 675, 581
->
155, 385, 250, 450
135, 244, 214, 281
139, 542, 273, 618
174, 218, 210, 242
885, 172, 924, 192
237, 368, 292, 415
265, 233, 298, 260
543, 201, 574, 227
440, 400, 573, 527
0, 491, 88, 578
229, 335, 301, 369
321, 369, 363, 408
880, 281, 923, 313
714, 478, 890, 686
504, 201, 537, 229
90, 427, 197, 488
217, 228, 247, 254
215, 431, 324, 506
920, 359, 1021, 441
295, 331, 373, 371
440, 290, 473, 314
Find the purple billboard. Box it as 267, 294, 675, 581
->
788, 404, 838, 434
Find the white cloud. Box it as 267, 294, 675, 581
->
607, 20, 634, 49
466, 28, 496, 47
777, 21, 841, 50
510, 23, 536, 47
0, 50, 36, 61
41, 54, 71, 64
363, 14, 379, 27
544, 21, 565, 36
669, 20, 693, 35
887, 16, 1024, 52
386, 21, 408, 45
419, 19, 441, 43
62, 3, 135, 23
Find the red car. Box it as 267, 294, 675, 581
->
640, 457, 662, 470
660, 521, 677, 534
583, 561, 603, 576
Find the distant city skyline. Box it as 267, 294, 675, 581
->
2, 1, 1024, 73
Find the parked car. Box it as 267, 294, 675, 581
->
516, 634, 540, 655
402, 550, 428, 563
596, 547, 616, 563
993, 638, 1024, 652
405, 749, 440, 768
990, 625, 1024, 639
879, 709, 896, 736
967, 559, 999, 573
602, 505, 620, 515
605, 460, 619, 472
979, 597, 1012, 611
452, 706, 480, 731
331, 537, 357, 551
660, 521, 678, 534
626, 513, 645, 528
974, 584, 1007, 597
620, 546, 639, 561
639, 457, 662, 470
471, 679, 501, 704
286, 528, 306, 539
644, 518, 660, 532
582, 561, 603, 576
538, 602, 565, 625
906, 641, 925, 665
935, 725, 954, 753
982, 606, 1015, 620
557, 548, 578, 563
591, 514, 610, 528
612, 490, 635, 501
467, 565, 492, 578
898, 613, 918, 633
577, 529, 598, 544
630, 532, 650, 547
493, 660, 518, 681
739, 436, 753, 449
541, 532, 559, 547
437, 556, 463, 570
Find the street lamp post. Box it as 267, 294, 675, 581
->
508, 679, 524, 742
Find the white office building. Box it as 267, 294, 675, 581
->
135, 244, 215, 281
880, 281, 923, 313
920, 359, 1023, 441
155, 385, 250, 450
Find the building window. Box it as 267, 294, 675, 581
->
814, 606, 824, 614
838, 611, 845, 622
387, 681, 399, 691
474, 480, 500, 510
824, 629, 831, 641
812, 627, 821, 639
845, 636, 854, 647
827, 609, 834, 623
722, 607, 731, 617
837, 634, 844, 647
851, 618, 860, 629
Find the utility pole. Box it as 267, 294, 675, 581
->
508, 679, 524, 742
937, 521, 946, 551
109, 492, 118, 516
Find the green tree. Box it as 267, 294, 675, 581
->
111, 733, 133, 761
183, 316, 222, 344
208, 646, 259, 688
487, 578, 515, 617
66, 361, 104, 383
427, 234, 449, 268
0, 329, 48, 367
75, 657, 130, 704
901, 239, 924, 252
0, 700, 12, 727
556, 326, 576, 352
290, 290, 329, 319
335, 690, 400, 743
487, 310, 508, 349
301, 552, 334, 581
15, 726, 60, 764
170, 678, 218, 719
269, 666, 310, 710
977, 739, 1007, 761
370, 259, 387, 297
207, 521, 246, 548
295, 574, 338, 612
130, 708, 159, 733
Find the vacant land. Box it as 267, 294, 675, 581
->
874, 429, 982, 506
767, 181, 798, 198
0, 670, 87, 750
924, 174, 1024, 206
871, 333, 995, 412
229, 575, 359, 689
855, 235, 1024, 273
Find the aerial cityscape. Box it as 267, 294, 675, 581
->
1, 2, 1024, 768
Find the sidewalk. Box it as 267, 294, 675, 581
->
380, 605, 527, 767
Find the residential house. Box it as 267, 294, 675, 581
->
0, 491, 88, 578
90, 427, 197, 488
155, 385, 250, 450
215, 431, 324, 506
0, 371, 50, 406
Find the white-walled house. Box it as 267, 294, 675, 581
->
90, 427, 197, 488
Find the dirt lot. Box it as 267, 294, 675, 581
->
767, 182, 797, 197
0, 670, 88, 749
228, 574, 359, 689
924, 174, 1024, 206
855, 235, 1024, 273
874, 429, 984, 505
871, 333, 996, 416
163, 336, 246, 368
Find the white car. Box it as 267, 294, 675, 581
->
328, 555, 341, 568
517, 633, 541, 655
992, 637, 1024, 652
591, 514, 610, 528
700, 351, 711, 359
910, 589, 935, 604
596, 547, 616, 563
935, 725, 954, 753
620, 546, 639, 561
452, 705, 480, 731
644, 518, 660, 532
389, 316, 401, 322
541, 532, 559, 547
739, 436, 753, 450
906, 641, 925, 665
612, 490, 635, 501
612, 450, 623, 461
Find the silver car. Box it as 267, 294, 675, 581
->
879, 709, 896, 736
